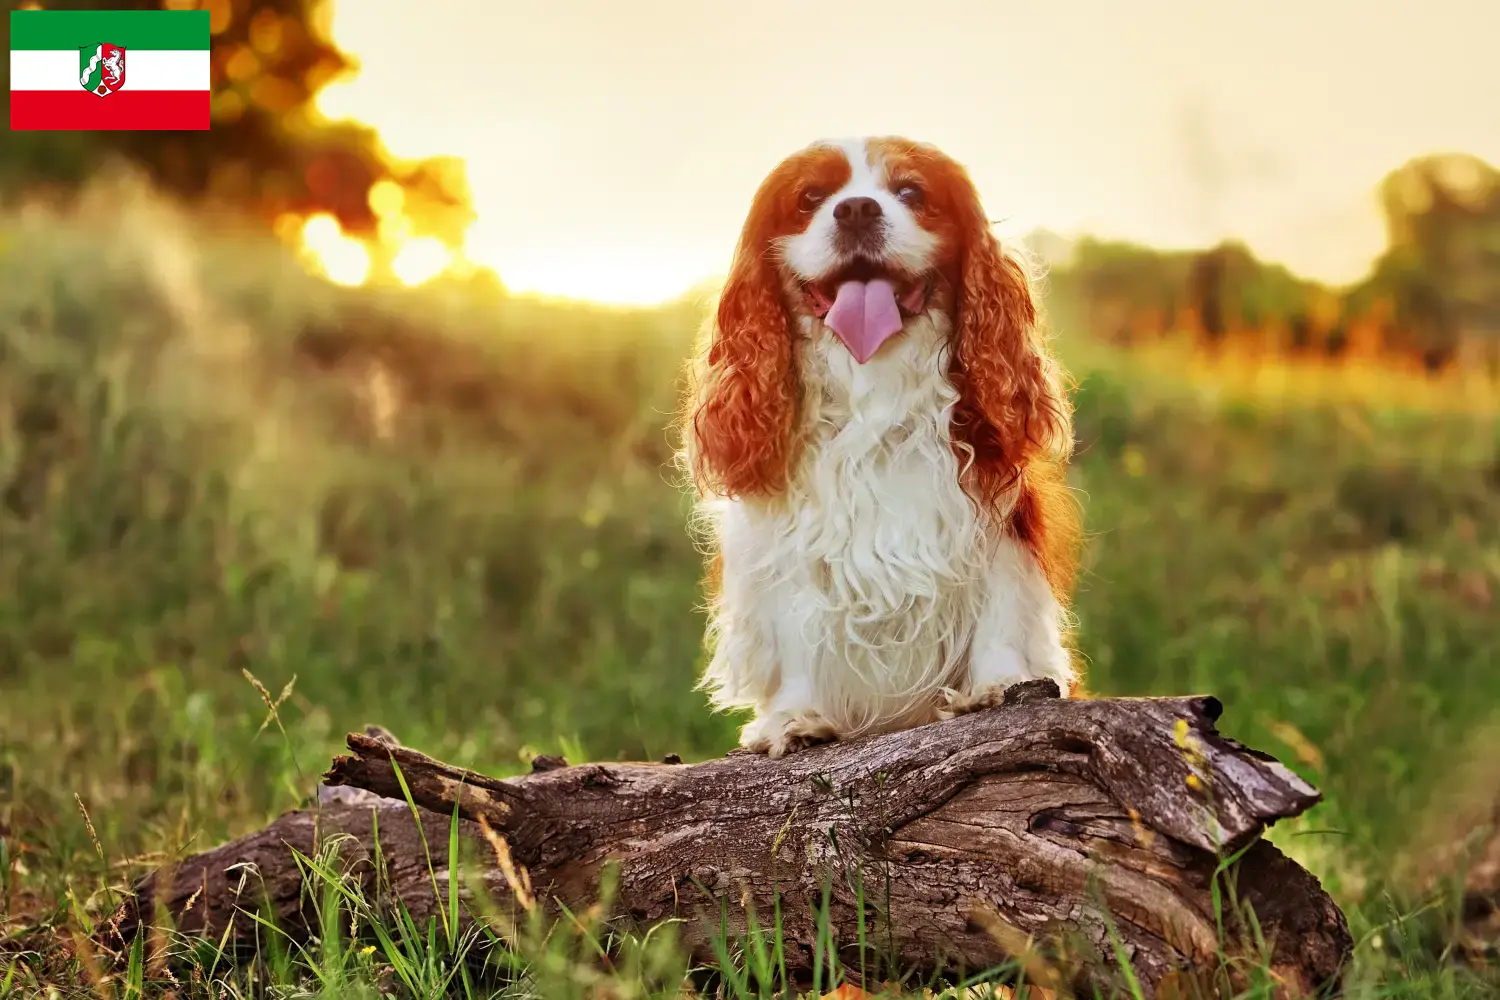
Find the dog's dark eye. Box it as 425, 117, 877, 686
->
895, 182, 924, 207
798, 187, 826, 212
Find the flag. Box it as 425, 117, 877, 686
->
9, 9, 211, 131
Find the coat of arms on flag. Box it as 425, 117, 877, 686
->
79, 43, 127, 98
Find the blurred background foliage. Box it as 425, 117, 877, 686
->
1050, 154, 1500, 375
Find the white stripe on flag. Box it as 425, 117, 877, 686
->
9, 49, 210, 92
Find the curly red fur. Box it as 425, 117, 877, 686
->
949, 239, 1065, 492
936, 162, 1079, 607
683, 146, 851, 498
685, 249, 798, 498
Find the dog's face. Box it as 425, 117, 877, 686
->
728, 137, 1000, 364
778, 137, 946, 342
687, 135, 1070, 509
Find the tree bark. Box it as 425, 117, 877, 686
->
103, 681, 1351, 997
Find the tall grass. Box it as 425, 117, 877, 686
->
0, 178, 1497, 996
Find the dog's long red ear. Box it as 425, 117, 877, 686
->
683, 224, 798, 498
949, 220, 1073, 510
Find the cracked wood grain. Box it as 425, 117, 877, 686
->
103, 682, 1351, 997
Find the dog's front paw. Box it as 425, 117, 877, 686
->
740, 711, 839, 758
937, 684, 1010, 720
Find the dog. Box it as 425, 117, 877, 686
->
680, 136, 1081, 757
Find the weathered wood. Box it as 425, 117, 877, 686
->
104, 683, 1351, 997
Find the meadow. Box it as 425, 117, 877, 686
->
1, 178, 1498, 997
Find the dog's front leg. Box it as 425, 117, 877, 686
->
942, 533, 1076, 718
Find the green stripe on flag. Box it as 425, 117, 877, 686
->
9, 10, 210, 51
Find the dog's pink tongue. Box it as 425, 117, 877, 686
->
824, 279, 903, 364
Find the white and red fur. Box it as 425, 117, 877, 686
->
680, 137, 1082, 757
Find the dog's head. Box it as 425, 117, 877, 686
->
685, 136, 1071, 507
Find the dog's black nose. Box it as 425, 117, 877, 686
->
833, 196, 882, 228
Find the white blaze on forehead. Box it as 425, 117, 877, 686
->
779, 137, 939, 282
836, 136, 881, 186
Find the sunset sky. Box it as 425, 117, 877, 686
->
316, 0, 1499, 304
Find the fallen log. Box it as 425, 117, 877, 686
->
103, 682, 1351, 996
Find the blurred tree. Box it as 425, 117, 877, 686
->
1055, 153, 1500, 372
1350, 153, 1500, 370
1061, 238, 1192, 344
1187, 245, 1228, 342
1064, 237, 1323, 350
1186, 241, 1322, 349
1, 0, 473, 247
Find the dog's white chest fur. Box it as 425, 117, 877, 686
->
701, 314, 1016, 735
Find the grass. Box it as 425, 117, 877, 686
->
0, 175, 1498, 996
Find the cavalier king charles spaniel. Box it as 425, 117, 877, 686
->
680, 136, 1081, 757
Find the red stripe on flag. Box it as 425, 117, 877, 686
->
10, 90, 210, 131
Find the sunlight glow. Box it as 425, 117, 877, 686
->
296, 5, 1084, 306
299, 214, 370, 287
460, 223, 703, 305
294, 0, 1500, 305
300, 6, 700, 305
391, 237, 452, 287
